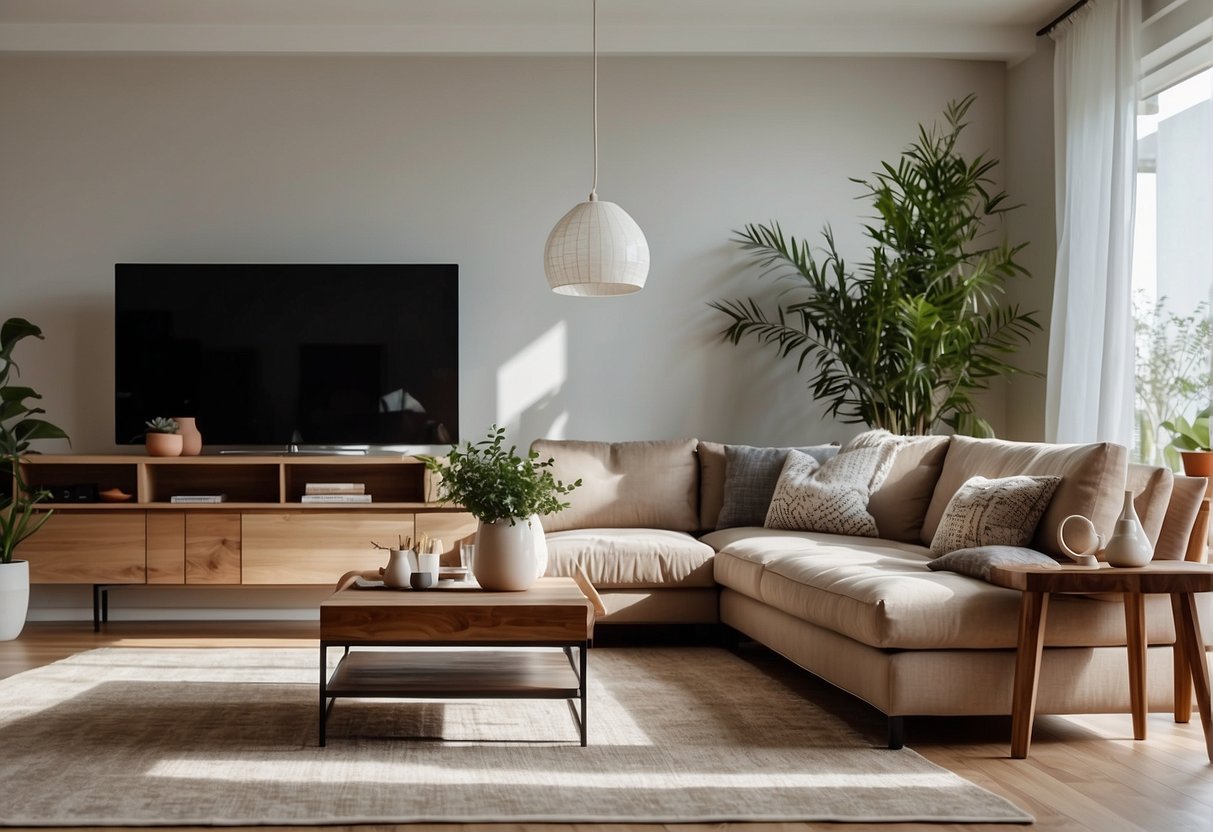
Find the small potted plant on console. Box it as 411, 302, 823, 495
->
422, 426, 579, 591
0, 317, 70, 640
144, 417, 182, 457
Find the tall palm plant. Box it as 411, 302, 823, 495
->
1, 318, 69, 564
711, 95, 1039, 436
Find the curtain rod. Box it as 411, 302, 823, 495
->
1036, 0, 1090, 36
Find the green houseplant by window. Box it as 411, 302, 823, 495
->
422, 426, 579, 591
1163, 406, 1213, 480
1, 318, 69, 640
711, 96, 1039, 437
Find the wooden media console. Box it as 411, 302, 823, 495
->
16, 455, 476, 626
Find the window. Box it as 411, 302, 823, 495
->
1132, 67, 1213, 467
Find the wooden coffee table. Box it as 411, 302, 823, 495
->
318, 576, 595, 746
987, 561, 1213, 761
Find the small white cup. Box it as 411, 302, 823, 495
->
418, 552, 440, 582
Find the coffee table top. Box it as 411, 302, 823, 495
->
320, 576, 594, 644
987, 561, 1213, 594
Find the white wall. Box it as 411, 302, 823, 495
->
2, 55, 1008, 451
0, 54, 1012, 618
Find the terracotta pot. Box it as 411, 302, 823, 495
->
1180, 451, 1213, 494
145, 432, 183, 457
0, 560, 30, 641
174, 417, 203, 456
473, 514, 545, 591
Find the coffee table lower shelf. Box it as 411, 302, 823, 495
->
319, 645, 588, 747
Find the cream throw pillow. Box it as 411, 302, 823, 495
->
929, 475, 1062, 557
764, 439, 901, 537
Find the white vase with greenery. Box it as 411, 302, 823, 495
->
423, 426, 578, 591
0, 318, 69, 640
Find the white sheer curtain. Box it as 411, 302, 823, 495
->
1045, 0, 1140, 444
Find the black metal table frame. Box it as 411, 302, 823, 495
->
318, 638, 589, 747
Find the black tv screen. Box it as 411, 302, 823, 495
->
115, 264, 458, 448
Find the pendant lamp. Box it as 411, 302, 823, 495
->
544, 0, 649, 296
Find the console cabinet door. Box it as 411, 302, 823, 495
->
241, 513, 415, 585
21, 511, 147, 584
146, 512, 186, 584
185, 513, 241, 584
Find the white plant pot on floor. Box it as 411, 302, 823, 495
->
0, 560, 30, 641
474, 514, 548, 591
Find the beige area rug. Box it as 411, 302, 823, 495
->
0, 646, 1030, 825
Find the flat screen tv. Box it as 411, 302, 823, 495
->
115, 264, 458, 449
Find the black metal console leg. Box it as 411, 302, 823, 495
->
92, 585, 101, 632
887, 716, 905, 750
102, 588, 109, 623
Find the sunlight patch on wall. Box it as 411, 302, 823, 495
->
495, 321, 567, 438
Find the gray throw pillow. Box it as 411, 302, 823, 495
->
716, 444, 839, 529
928, 545, 1062, 582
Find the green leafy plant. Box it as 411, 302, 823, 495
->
421, 426, 580, 524
144, 417, 179, 434
1162, 407, 1211, 454
1, 318, 69, 564
1133, 295, 1213, 468
711, 95, 1039, 437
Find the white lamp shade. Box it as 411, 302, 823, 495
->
544, 199, 650, 296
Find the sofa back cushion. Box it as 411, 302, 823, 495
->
920, 436, 1127, 558
531, 439, 700, 533
846, 433, 951, 543
1154, 474, 1205, 561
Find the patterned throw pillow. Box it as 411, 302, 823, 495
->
764, 439, 902, 537
929, 475, 1062, 557
715, 444, 840, 529
927, 545, 1061, 582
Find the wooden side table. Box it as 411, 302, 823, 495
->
986, 561, 1213, 760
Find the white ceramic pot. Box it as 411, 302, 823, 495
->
0, 560, 30, 641
474, 514, 545, 591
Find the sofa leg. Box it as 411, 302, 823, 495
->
886, 716, 905, 750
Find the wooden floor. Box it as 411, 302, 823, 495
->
2, 621, 1212, 832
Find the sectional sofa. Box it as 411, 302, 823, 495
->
532, 434, 1211, 746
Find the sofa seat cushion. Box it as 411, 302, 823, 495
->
544, 528, 716, 589
707, 529, 1200, 650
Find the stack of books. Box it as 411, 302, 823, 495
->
170, 494, 228, 504
302, 483, 371, 503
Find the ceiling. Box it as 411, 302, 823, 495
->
0, 0, 1070, 63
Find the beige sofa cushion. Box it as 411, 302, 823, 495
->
710, 529, 1192, 650
1155, 475, 1206, 561
920, 436, 1127, 558
864, 435, 951, 543
533, 439, 700, 533
544, 528, 715, 588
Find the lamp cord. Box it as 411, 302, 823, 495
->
589, 0, 598, 202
